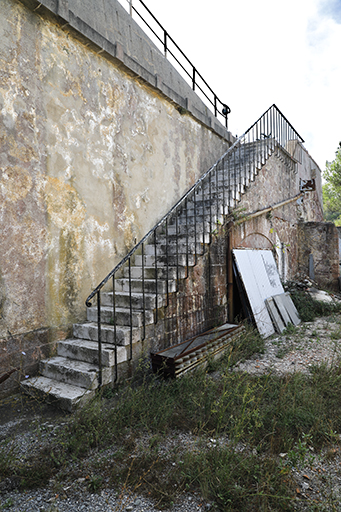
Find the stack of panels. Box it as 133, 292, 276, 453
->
151, 323, 245, 378
265, 292, 300, 333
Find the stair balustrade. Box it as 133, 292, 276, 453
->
122, 0, 231, 127
85, 104, 304, 387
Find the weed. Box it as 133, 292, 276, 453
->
331, 327, 341, 341
227, 323, 265, 364
0, 498, 13, 509
181, 447, 294, 510
276, 345, 292, 359
286, 433, 315, 468
290, 290, 341, 322
283, 323, 298, 337
88, 474, 103, 493
5, 321, 341, 509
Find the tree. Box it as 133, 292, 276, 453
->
323, 142, 341, 225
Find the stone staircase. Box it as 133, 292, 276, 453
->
22, 139, 275, 411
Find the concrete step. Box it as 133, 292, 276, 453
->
153, 228, 210, 244
134, 253, 197, 267
161, 219, 211, 235
86, 306, 154, 327
168, 209, 225, 226
143, 241, 203, 256
180, 202, 228, 217
40, 356, 111, 390
194, 184, 245, 201
73, 322, 141, 346
21, 376, 95, 412
101, 290, 165, 309
123, 266, 186, 280
57, 338, 128, 366
114, 278, 176, 294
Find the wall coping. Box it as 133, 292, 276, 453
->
20, 0, 234, 144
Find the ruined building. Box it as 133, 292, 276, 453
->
0, 0, 338, 407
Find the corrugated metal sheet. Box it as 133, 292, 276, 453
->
233, 249, 284, 337
151, 323, 244, 377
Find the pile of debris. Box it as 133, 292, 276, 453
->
285, 275, 341, 304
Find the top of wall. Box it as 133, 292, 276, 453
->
20, 0, 234, 143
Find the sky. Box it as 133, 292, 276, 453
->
119, 0, 341, 172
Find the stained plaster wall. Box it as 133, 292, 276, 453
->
0, 0, 231, 393
232, 144, 324, 282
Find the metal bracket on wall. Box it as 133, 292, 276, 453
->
300, 178, 316, 192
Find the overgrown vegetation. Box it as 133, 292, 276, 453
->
323, 141, 341, 225
290, 289, 341, 322
2, 292, 341, 510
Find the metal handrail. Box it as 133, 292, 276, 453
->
123, 0, 231, 127
85, 104, 304, 386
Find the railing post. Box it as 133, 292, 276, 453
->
129, 0, 132, 16
164, 31, 168, 57
185, 197, 189, 276
112, 276, 117, 382
129, 258, 133, 359
192, 67, 196, 91
154, 230, 158, 323
142, 243, 146, 339
97, 291, 102, 388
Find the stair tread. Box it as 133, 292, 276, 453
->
42, 356, 99, 372
104, 290, 169, 297
74, 321, 139, 333
60, 338, 124, 349
22, 375, 93, 397
88, 305, 153, 313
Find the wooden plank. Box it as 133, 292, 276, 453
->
266, 297, 286, 333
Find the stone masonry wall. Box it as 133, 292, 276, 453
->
232, 145, 323, 283
297, 222, 339, 291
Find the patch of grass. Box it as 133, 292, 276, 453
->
182, 448, 294, 511
330, 326, 341, 341
228, 323, 265, 364
3, 324, 341, 509
0, 498, 14, 509
283, 323, 298, 337
290, 290, 341, 322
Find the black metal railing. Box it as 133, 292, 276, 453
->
123, 0, 231, 127
86, 104, 304, 386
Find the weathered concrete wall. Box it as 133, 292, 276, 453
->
232, 144, 324, 282
297, 222, 339, 291
0, 0, 231, 394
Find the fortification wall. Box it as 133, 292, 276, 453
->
0, 0, 232, 394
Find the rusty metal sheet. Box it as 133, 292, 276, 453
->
151, 323, 244, 377
233, 249, 284, 337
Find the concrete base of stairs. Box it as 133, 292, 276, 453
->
21, 376, 95, 413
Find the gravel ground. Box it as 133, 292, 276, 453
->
2, 314, 341, 511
